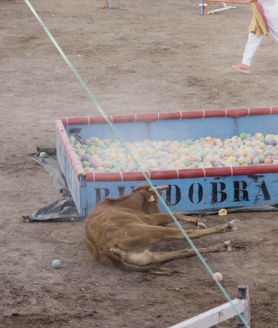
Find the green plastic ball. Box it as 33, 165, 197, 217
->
240, 133, 247, 140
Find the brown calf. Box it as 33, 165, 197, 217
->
85, 184, 237, 274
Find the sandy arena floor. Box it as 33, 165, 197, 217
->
1, 0, 278, 327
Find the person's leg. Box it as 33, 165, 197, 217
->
265, 14, 278, 44
242, 32, 264, 66
232, 33, 263, 73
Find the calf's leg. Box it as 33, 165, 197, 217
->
144, 212, 207, 228
111, 241, 231, 267
117, 219, 237, 252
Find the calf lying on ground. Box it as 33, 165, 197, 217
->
85, 184, 237, 273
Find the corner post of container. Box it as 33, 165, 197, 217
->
80, 174, 88, 217
236, 285, 250, 328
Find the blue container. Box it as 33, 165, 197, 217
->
55, 108, 278, 216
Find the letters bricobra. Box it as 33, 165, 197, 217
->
91, 175, 273, 212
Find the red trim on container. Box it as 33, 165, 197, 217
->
55, 119, 85, 178
58, 107, 278, 126
85, 165, 278, 182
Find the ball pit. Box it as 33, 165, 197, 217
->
69, 133, 278, 173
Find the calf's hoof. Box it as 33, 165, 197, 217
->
197, 221, 207, 229
222, 219, 239, 233
110, 248, 127, 259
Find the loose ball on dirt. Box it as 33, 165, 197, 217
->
214, 272, 223, 282
52, 260, 61, 269
40, 152, 47, 158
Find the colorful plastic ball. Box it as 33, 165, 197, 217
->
82, 161, 90, 168
268, 139, 276, 146
265, 158, 272, 164
81, 154, 90, 162
89, 162, 98, 169
265, 150, 272, 156
237, 156, 245, 165
240, 133, 247, 140
252, 159, 259, 165
52, 260, 61, 269
85, 149, 93, 155
245, 158, 251, 165
187, 155, 195, 163
40, 152, 47, 158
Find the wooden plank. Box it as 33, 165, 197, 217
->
170, 298, 245, 328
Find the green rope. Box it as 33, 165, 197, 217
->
24, 1, 249, 326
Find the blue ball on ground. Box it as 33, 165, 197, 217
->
52, 260, 61, 269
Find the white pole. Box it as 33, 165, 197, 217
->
169, 298, 245, 328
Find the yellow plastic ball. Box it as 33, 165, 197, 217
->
244, 147, 251, 153
169, 146, 176, 154
265, 134, 273, 139
238, 156, 245, 165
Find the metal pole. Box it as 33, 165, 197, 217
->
200, 0, 204, 15
236, 285, 250, 328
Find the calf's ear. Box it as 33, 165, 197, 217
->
149, 194, 155, 202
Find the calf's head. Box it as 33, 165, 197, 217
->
130, 184, 169, 214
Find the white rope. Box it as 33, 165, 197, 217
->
65, 118, 68, 126
202, 167, 206, 177
92, 171, 95, 182
176, 169, 179, 179
247, 108, 250, 117
230, 166, 233, 177
157, 112, 160, 121
270, 107, 273, 115
202, 110, 205, 122
179, 111, 183, 120
147, 170, 151, 179
110, 115, 113, 123
134, 114, 137, 122
225, 109, 227, 117
87, 116, 90, 126
119, 172, 123, 181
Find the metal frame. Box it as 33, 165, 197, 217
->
170, 285, 250, 328
200, 0, 250, 15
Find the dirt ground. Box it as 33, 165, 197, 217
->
1, 0, 278, 327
